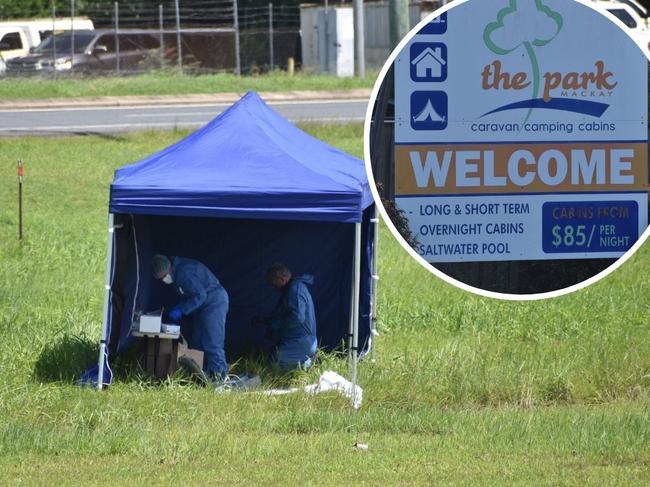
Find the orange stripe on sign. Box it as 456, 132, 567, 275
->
395, 143, 648, 195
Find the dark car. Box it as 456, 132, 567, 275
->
6, 29, 161, 74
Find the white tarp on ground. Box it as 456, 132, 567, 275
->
263, 370, 363, 409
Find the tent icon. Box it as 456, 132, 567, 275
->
410, 91, 448, 130
413, 99, 446, 123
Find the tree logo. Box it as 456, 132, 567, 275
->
483, 0, 562, 123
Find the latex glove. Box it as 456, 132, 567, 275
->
168, 306, 183, 323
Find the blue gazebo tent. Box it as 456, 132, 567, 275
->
95, 92, 378, 399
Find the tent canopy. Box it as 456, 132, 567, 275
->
110, 91, 374, 223
99, 92, 375, 375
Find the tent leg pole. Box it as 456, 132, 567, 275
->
347, 236, 355, 366
351, 222, 361, 408
97, 213, 115, 390
371, 207, 379, 362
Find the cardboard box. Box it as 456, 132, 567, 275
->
144, 336, 177, 379
178, 337, 204, 370
143, 335, 203, 379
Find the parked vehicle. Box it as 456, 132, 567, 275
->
0, 18, 94, 71
615, 0, 649, 23
594, 0, 650, 55
5, 29, 162, 74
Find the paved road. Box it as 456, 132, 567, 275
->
0, 98, 368, 136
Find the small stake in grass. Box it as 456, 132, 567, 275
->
17, 159, 24, 240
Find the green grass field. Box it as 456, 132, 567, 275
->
1, 126, 650, 485
0, 71, 374, 100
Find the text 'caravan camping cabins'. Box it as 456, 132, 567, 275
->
88, 92, 378, 401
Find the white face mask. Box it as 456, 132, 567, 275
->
162, 274, 173, 285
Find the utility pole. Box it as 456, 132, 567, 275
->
70, 0, 75, 74
268, 3, 274, 71
323, 0, 330, 73
159, 4, 164, 69
175, 0, 182, 72
51, 2, 56, 79
114, 2, 120, 75
233, 0, 241, 75
352, 0, 365, 77
389, 0, 409, 49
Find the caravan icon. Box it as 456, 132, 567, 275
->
410, 43, 447, 82
418, 12, 447, 34
410, 91, 448, 130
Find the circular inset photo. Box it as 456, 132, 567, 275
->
366, 0, 650, 299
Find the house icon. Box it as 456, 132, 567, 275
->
411, 46, 446, 79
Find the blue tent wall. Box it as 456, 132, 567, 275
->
108, 208, 374, 361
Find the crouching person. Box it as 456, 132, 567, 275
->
266, 263, 317, 370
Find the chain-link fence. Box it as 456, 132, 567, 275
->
0, 0, 301, 76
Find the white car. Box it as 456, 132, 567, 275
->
594, 0, 650, 56
0, 17, 94, 72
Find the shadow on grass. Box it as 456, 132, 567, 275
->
32, 334, 344, 388
33, 333, 98, 383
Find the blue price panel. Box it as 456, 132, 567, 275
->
542, 201, 638, 254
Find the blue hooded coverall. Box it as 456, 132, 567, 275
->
170, 257, 229, 379
269, 275, 317, 369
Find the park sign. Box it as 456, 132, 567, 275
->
393, 0, 648, 263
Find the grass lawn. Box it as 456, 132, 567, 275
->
1, 125, 650, 485
0, 71, 374, 100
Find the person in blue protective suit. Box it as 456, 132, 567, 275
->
152, 254, 229, 382
265, 263, 318, 370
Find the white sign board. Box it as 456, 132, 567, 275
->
394, 0, 648, 263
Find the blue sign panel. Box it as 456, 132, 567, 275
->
542, 201, 639, 253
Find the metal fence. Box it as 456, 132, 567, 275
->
0, 0, 301, 76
